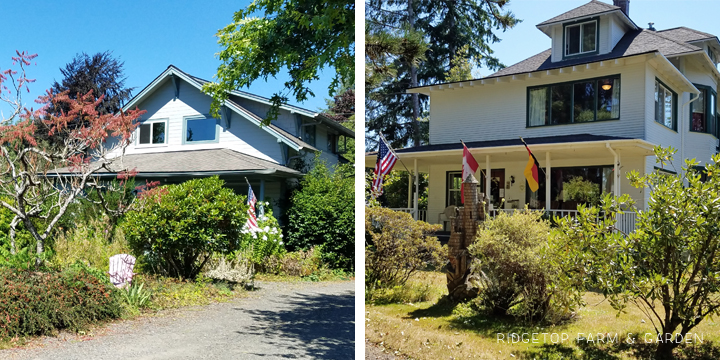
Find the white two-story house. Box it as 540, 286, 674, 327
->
366, 0, 720, 230
98, 65, 353, 217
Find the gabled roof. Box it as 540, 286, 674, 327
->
178, 67, 354, 138
122, 65, 352, 152
490, 29, 701, 78
52, 149, 301, 177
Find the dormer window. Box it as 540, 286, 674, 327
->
564, 19, 597, 57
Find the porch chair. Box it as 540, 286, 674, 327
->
108, 254, 136, 289
438, 205, 460, 231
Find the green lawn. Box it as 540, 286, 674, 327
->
366, 272, 720, 359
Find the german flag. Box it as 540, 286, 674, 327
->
523, 143, 540, 192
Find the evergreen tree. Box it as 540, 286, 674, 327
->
365, 0, 520, 149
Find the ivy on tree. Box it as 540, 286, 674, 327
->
204, 0, 354, 125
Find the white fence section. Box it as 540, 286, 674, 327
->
389, 208, 428, 222
487, 208, 638, 234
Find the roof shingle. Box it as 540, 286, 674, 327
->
489, 29, 701, 78
537, 0, 620, 26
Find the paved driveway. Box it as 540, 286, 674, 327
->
1, 280, 355, 360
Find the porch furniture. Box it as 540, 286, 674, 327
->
109, 254, 136, 289
438, 205, 460, 231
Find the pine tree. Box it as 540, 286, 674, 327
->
365, 0, 520, 149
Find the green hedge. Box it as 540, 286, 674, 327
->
0, 264, 122, 339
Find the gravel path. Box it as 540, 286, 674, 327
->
0, 280, 354, 360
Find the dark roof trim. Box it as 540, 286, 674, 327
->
390, 134, 634, 154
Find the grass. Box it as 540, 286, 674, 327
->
366, 271, 720, 360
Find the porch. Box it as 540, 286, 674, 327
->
366, 134, 655, 231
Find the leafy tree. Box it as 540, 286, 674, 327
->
324, 88, 354, 123
553, 146, 720, 360
42, 52, 135, 147
366, 0, 520, 148
0, 51, 145, 267
285, 159, 354, 271
50, 51, 134, 116
204, 0, 354, 125
445, 45, 479, 82
123, 177, 248, 279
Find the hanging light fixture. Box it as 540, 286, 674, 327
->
601, 81, 612, 91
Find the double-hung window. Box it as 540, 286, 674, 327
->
654, 80, 676, 130
137, 119, 167, 145
690, 84, 717, 137
564, 19, 597, 57
527, 75, 620, 127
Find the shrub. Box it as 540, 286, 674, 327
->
0, 262, 122, 339
52, 217, 131, 271
365, 207, 445, 289
468, 210, 583, 324
285, 160, 354, 271
239, 207, 286, 265
204, 253, 255, 285
123, 176, 248, 279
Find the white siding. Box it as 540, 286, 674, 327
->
122, 78, 283, 163
599, 16, 610, 55
551, 25, 562, 63
610, 17, 626, 51
428, 62, 646, 145
229, 95, 299, 136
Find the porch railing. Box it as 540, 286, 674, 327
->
487, 209, 638, 234
389, 208, 427, 222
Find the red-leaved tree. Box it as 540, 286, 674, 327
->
0, 51, 146, 267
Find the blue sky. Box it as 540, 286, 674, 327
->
0, 0, 337, 117
485, 0, 720, 77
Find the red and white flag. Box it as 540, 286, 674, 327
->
461, 143, 479, 204
371, 137, 398, 197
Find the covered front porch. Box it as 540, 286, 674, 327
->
367, 135, 655, 231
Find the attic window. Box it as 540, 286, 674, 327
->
565, 20, 597, 57
138, 119, 167, 145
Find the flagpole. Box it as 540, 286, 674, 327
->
378, 133, 412, 175
519, 137, 547, 176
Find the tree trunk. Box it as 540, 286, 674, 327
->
408, 0, 421, 147
23, 219, 44, 269
8, 216, 19, 255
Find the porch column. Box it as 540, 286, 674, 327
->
259, 179, 265, 202
414, 158, 419, 220
546, 152, 551, 211
615, 153, 621, 198
407, 173, 412, 208
485, 155, 491, 208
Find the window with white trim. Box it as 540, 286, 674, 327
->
565, 20, 597, 57
654, 80, 676, 131
137, 119, 167, 145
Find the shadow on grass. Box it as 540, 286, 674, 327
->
517, 336, 720, 360
232, 287, 354, 359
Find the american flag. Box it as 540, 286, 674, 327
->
372, 137, 398, 197
246, 184, 260, 231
